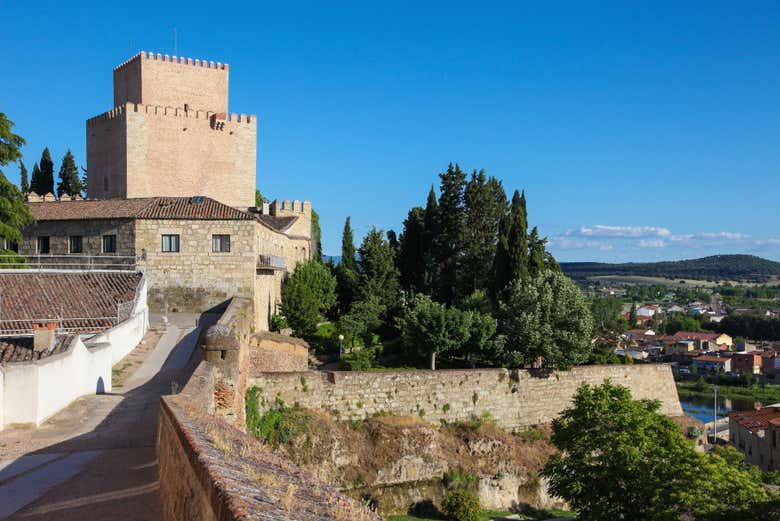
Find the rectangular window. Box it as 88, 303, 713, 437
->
161, 234, 180, 253
37, 236, 50, 254
212, 234, 230, 253
102, 234, 117, 254
69, 235, 83, 254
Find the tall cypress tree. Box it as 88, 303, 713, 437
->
506, 190, 529, 283
336, 216, 358, 312
356, 227, 400, 310
56, 149, 82, 198
433, 163, 466, 305
39, 147, 54, 195
528, 226, 547, 277
421, 186, 440, 294
398, 206, 426, 293
462, 170, 507, 298
30, 162, 41, 195
490, 212, 511, 302
19, 161, 29, 193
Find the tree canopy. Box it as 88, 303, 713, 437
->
0, 112, 33, 256
56, 149, 83, 198
543, 381, 771, 521
280, 260, 337, 336
500, 270, 593, 369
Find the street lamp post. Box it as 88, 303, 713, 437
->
338, 334, 344, 360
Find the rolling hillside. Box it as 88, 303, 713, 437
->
560, 255, 780, 283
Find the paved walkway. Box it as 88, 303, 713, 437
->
0, 313, 211, 520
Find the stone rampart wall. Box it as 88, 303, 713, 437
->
249, 364, 683, 430
156, 296, 380, 521
248, 333, 309, 373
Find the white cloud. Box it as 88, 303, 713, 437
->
549, 238, 614, 251
698, 232, 751, 240
638, 239, 666, 248
568, 225, 671, 238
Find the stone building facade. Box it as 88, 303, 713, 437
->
87, 52, 256, 209
729, 407, 780, 471
21, 196, 308, 331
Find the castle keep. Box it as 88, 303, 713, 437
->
87, 52, 255, 209
21, 53, 313, 330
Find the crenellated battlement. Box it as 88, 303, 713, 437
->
114, 51, 229, 73
269, 199, 311, 215
87, 103, 256, 128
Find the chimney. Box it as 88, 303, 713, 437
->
32, 321, 57, 352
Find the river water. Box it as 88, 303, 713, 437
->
680, 396, 761, 423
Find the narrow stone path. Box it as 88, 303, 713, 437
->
0, 313, 209, 520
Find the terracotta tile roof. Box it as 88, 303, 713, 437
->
0, 272, 143, 334
729, 407, 780, 434
673, 331, 721, 341
0, 336, 71, 363
28, 197, 253, 222
255, 213, 298, 232
693, 355, 729, 363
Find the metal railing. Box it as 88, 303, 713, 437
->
257, 254, 286, 271
0, 300, 136, 337
0, 254, 138, 271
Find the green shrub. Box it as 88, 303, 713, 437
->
441, 490, 480, 521
249, 402, 310, 445
443, 470, 477, 488
270, 314, 289, 332
245, 386, 261, 435
517, 427, 547, 442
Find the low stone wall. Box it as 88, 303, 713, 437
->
249, 333, 309, 373
157, 298, 380, 521
249, 364, 683, 430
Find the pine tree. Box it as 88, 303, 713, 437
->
19, 160, 29, 193
356, 227, 400, 311
506, 190, 529, 283
462, 170, 507, 298
30, 162, 41, 195
0, 112, 33, 256
398, 207, 426, 293
56, 149, 82, 198
433, 163, 467, 305
39, 147, 54, 195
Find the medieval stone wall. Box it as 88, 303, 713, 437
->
136, 218, 256, 312
86, 104, 256, 208
249, 364, 683, 430
19, 219, 135, 257
113, 52, 229, 112
248, 333, 309, 373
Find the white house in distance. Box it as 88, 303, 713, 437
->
0, 271, 148, 429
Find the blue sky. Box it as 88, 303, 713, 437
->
2, 1, 779, 262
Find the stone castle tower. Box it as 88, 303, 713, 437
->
86, 52, 256, 208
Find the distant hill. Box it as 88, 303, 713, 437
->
560, 255, 780, 283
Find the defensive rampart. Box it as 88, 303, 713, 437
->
156, 297, 379, 521
249, 364, 683, 430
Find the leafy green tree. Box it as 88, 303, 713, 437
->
461, 170, 507, 298
19, 160, 29, 193
462, 310, 499, 367
255, 189, 264, 207
664, 313, 703, 335
629, 302, 638, 326
310, 209, 322, 262
543, 381, 770, 521
490, 211, 511, 302
280, 260, 336, 336
397, 294, 472, 370
29, 162, 41, 195
590, 297, 627, 333
56, 149, 82, 198
337, 296, 384, 348
398, 206, 426, 293
356, 227, 400, 311
528, 226, 547, 276
38, 147, 54, 195
433, 163, 467, 305
500, 270, 593, 369
0, 113, 33, 261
